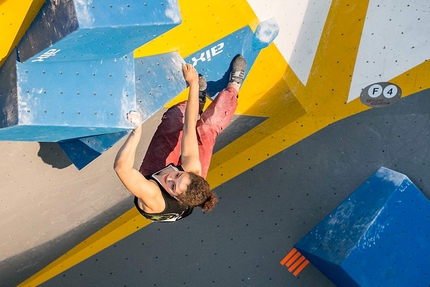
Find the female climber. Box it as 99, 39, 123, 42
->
114, 55, 247, 222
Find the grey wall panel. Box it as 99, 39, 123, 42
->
42, 90, 430, 286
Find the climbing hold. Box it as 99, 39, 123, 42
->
252, 17, 280, 50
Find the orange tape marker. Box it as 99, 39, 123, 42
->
280, 248, 310, 276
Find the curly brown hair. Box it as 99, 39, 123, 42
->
177, 172, 218, 212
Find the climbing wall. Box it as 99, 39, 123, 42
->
1, 0, 430, 287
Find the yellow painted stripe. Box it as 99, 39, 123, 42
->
18, 208, 151, 287
390, 60, 430, 96
0, 0, 45, 67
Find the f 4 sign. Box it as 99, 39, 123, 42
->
360, 82, 402, 108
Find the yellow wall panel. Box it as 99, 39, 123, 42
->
0, 0, 45, 67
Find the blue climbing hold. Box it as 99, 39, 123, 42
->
252, 17, 279, 50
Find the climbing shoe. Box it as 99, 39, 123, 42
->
198, 74, 207, 114
229, 55, 247, 85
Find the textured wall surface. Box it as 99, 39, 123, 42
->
1, 0, 430, 286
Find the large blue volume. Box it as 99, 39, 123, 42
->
17, 0, 181, 63
0, 50, 135, 142
294, 167, 430, 287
